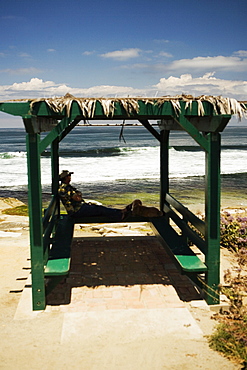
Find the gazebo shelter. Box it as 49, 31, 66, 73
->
1, 94, 246, 311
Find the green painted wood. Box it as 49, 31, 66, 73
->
160, 130, 169, 212
3, 98, 233, 309
26, 133, 46, 310
22, 116, 39, 134
163, 203, 207, 255
43, 196, 58, 265
43, 195, 57, 230
2, 100, 244, 122
0, 102, 30, 116
39, 117, 71, 153
165, 193, 205, 236
45, 258, 71, 276
48, 216, 74, 258
138, 119, 161, 141
175, 255, 207, 273
59, 118, 81, 141
44, 216, 74, 276
51, 137, 59, 198
204, 132, 221, 304
22, 115, 58, 134
151, 217, 207, 273
172, 113, 209, 151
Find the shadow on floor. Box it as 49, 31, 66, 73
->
46, 236, 203, 307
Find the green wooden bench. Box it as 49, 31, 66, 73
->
44, 215, 74, 277
43, 193, 207, 298
43, 198, 75, 294
148, 193, 208, 277
151, 217, 207, 273
73, 204, 207, 275
44, 215, 74, 295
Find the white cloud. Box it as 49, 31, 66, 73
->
159, 52, 173, 58
233, 50, 247, 57
78, 84, 141, 96
120, 62, 167, 72
82, 51, 95, 56
100, 48, 141, 61
10, 78, 56, 91
0, 73, 246, 102
166, 55, 247, 73
18, 52, 31, 58
120, 53, 247, 74
120, 63, 149, 70
154, 73, 247, 99
47, 48, 56, 52
0, 78, 144, 100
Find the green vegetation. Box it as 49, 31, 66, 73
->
220, 211, 247, 252
209, 211, 247, 367
209, 279, 247, 367
2, 204, 28, 216
97, 192, 160, 208
209, 321, 247, 364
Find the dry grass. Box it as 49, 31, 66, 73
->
28, 94, 247, 119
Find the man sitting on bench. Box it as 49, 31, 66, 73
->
58, 170, 133, 221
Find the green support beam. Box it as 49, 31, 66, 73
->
138, 119, 161, 141
1, 99, 245, 127
51, 137, 59, 198
26, 132, 46, 310
160, 129, 170, 211
39, 117, 72, 154
172, 113, 209, 151
204, 132, 221, 304
0, 101, 30, 116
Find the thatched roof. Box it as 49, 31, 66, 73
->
29, 94, 247, 119
2, 94, 247, 119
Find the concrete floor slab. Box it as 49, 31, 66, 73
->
61, 308, 203, 345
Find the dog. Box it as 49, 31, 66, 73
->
132, 199, 163, 218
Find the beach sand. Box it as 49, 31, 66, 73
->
0, 197, 244, 369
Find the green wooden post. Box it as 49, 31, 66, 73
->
51, 137, 59, 197
26, 133, 46, 310
160, 129, 170, 212
51, 137, 60, 219
205, 132, 221, 304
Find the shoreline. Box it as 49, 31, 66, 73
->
0, 173, 246, 216
0, 187, 246, 217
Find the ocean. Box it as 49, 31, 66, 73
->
0, 124, 246, 203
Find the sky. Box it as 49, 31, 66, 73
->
0, 0, 247, 127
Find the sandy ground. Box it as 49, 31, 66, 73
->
0, 198, 243, 370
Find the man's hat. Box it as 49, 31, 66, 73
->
59, 170, 74, 179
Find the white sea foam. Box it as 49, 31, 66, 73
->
1, 146, 246, 188
0, 125, 246, 189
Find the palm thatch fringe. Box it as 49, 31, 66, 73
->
25, 93, 247, 119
